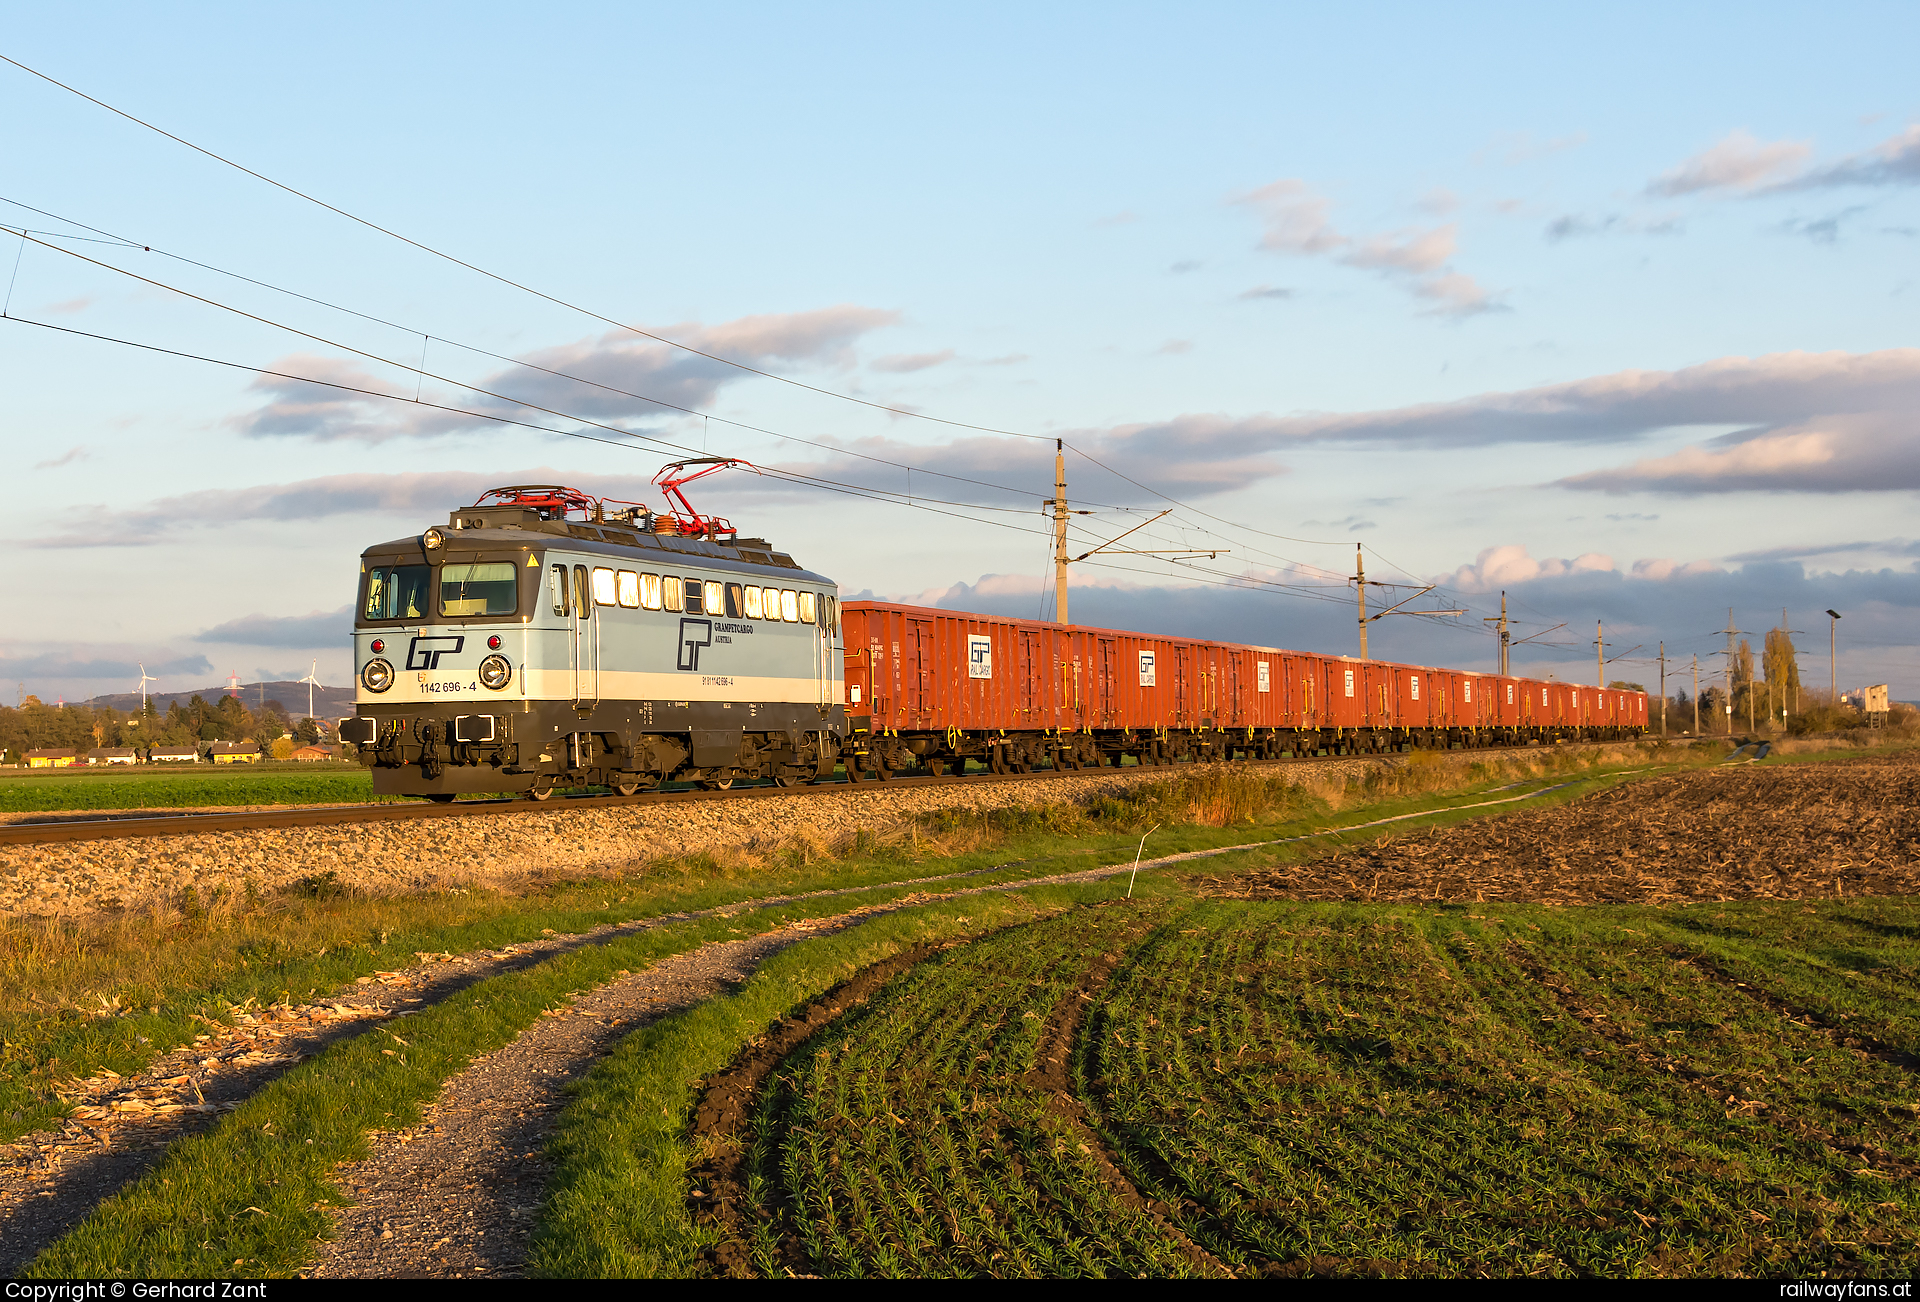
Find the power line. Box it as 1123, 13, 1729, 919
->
0, 313, 1070, 544
0, 206, 1072, 508
0, 59, 1661, 647
0, 52, 1057, 445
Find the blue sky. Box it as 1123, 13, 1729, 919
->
2, 2, 1915, 705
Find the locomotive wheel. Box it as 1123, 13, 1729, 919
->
701, 777, 736, 791
612, 782, 640, 796
525, 786, 553, 801
426, 793, 456, 804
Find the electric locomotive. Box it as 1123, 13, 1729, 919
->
337, 463, 846, 800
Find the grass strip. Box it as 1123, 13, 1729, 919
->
21, 881, 1003, 1280
0, 768, 382, 813
528, 883, 1139, 1278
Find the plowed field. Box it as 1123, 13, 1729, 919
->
1199, 753, 1920, 905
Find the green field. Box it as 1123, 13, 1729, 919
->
0, 764, 382, 812
695, 896, 1919, 1277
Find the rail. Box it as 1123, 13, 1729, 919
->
0, 738, 1671, 848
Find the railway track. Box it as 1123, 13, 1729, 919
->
0, 739, 1656, 848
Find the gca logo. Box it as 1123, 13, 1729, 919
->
406, 635, 465, 670
677, 618, 712, 671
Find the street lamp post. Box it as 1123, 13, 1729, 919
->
1826, 609, 1842, 704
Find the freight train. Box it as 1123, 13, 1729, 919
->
338, 476, 1648, 799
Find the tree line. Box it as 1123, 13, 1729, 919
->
0, 694, 329, 762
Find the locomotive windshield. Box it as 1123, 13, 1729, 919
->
440, 562, 518, 616
364, 565, 432, 621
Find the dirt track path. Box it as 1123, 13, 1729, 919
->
307, 906, 909, 1278
0, 860, 1056, 1276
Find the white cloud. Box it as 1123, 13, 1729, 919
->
1343, 225, 1456, 273
871, 350, 956, 374
1234, 180, 1500, 318
196, 606, 352, 648
235, 306, 901, 443
1780, 123, 1920, 191
1559, 412, 1920, 495
1648, 129, 1812, 196
33, 446, 87, 470
1236, 179, 1346, 254
1443, 544, 1617, 592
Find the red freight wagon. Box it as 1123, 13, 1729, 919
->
841, 601, 1648, 777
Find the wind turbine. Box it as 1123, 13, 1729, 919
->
136, 664, 157, 711
299, 660, 322, 721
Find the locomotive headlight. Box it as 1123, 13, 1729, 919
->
422, 527, 445, 552
362, 657, 395, 693
478, 654, 512, 690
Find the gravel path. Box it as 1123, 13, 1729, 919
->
0, 854, 1090, 1275
307, 904, 917, 1279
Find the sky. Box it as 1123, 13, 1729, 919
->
1, 1, 1914, 706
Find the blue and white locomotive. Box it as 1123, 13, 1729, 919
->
336, 464, 847, 800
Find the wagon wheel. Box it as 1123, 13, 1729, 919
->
872, 756, 894, 781
987, 750, 1008, 775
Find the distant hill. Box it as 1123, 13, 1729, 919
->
83, 680, 357, 719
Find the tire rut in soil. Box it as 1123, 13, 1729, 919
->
0, 858, 1085, 1274
685, 940, 957, 1278
1509, 944, 1920, 1181
688, 912, 1232, 1279
1661, 945, 1920, 1074
308, 903, 917, 1279
0, 943, 567, 1277
1023, 924, 1233, 1278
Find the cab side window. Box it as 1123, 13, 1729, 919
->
573, 564, 592, 619
549, 564, 569, 615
